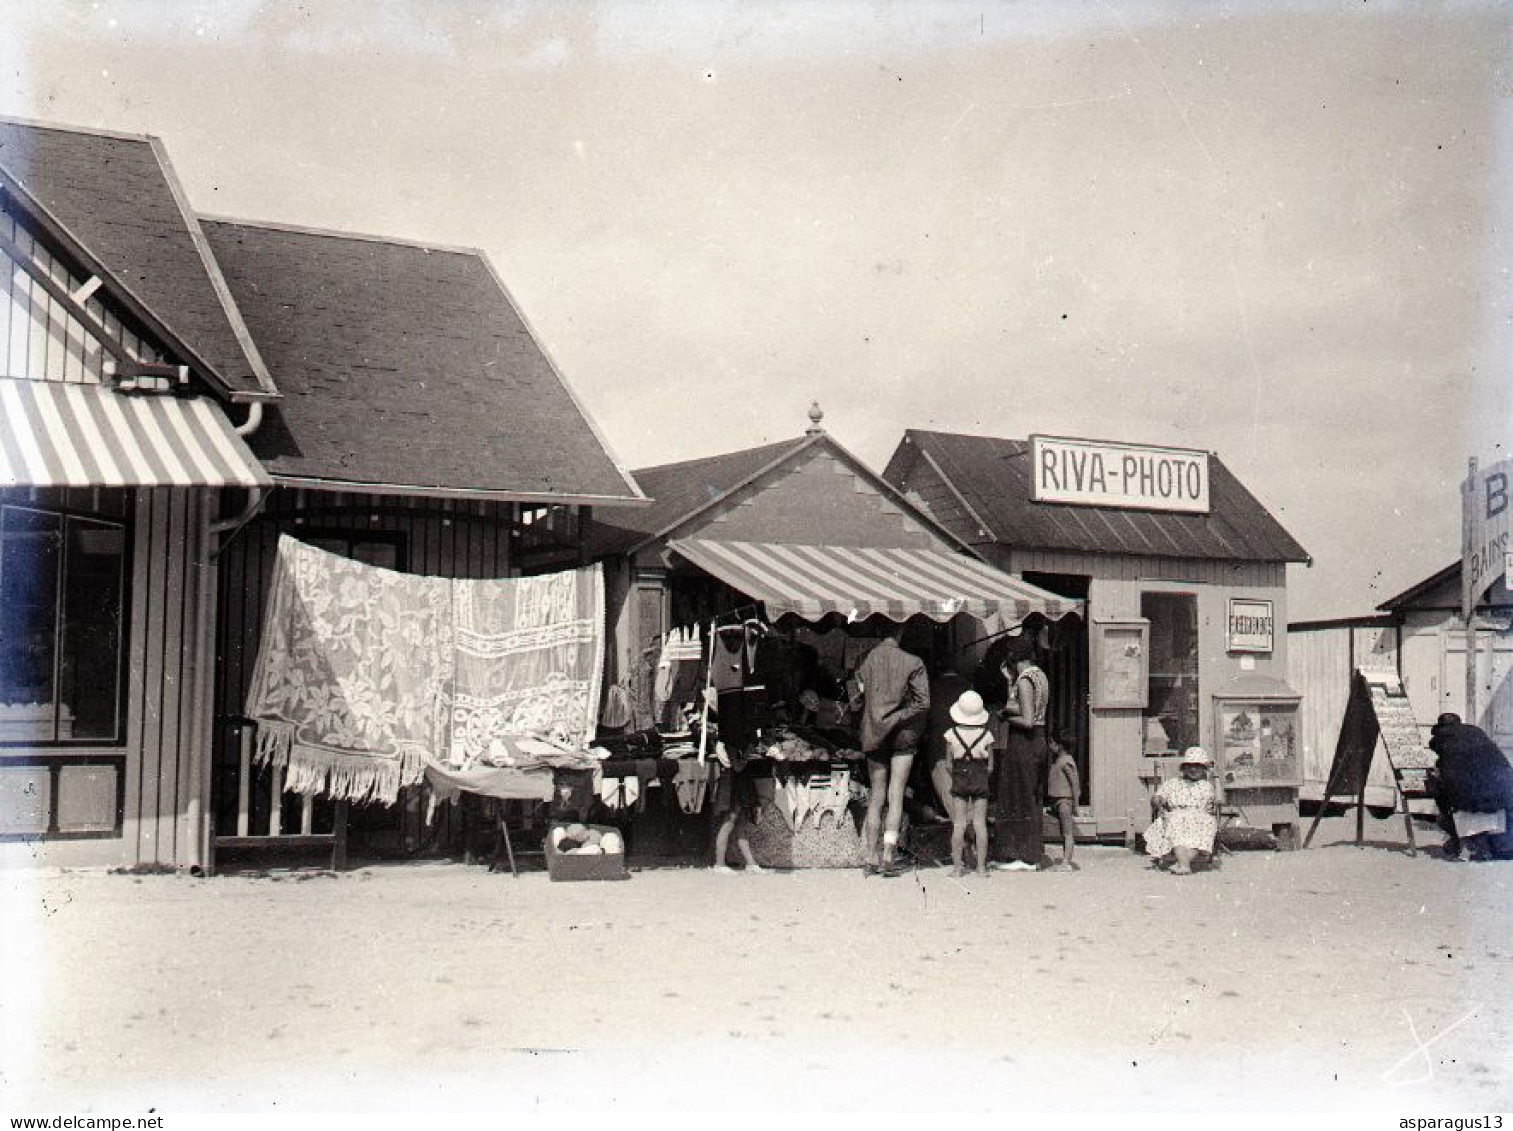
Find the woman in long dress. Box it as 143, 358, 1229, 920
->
1144, 746, 1220, 874
995, 632, 1050, 871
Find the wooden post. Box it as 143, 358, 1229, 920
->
1355, 776, 1366, 848
1400, 791, 1417, 857
1464, 457, 1479, 726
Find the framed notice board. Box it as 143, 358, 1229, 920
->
1090, 619, 1149, 709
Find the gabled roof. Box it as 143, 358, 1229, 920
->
202, 218, 645, 504
585, 436, 811, 556
584, 431, 976, 559
884, 429, 1310, 564
0, 118, 275, 401
1377, 562, 1461, 611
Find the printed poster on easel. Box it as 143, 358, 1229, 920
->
1361, 669, 1434, 796
1303, 667, 1432, 852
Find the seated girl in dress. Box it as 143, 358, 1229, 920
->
1144, 746, 1219, 875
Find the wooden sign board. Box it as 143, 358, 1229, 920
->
1304, 667, 1430, 853
1361, 669, 1434, 794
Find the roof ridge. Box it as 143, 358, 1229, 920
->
0, 114, 156, 145
146, 139, 279, 399
632, 436, 806, 477
475, 251, 647, 504
200, 213, 484, 258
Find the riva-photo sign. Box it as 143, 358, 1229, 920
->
1030, 435, 1211, 513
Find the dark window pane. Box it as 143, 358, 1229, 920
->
0, 508, 62, 739
1141, 592, 1199, 755
60, 517, 125, 740
0, 500, 127, 746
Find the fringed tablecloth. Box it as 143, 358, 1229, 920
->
245, 535, 604, 804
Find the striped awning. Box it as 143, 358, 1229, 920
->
0, 378, 270, 489
668, 538, 1082, 626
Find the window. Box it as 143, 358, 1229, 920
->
1142, 591, 1199, 756
0, 499, 128, 744
302, 531, 404, 571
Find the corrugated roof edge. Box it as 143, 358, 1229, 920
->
896, 428, 1311, 564
201, 213, 650, 507
0, 115, 280, 404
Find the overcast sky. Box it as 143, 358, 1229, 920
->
1, 1, 1507, 620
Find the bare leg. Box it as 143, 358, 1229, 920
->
1058, 801, 1076, 867
950, 795, 966, 874
882, 751, 915, 866
931, 755, 955, 816
1171, 846, 1196, 874
971, 798, 989, 875
736, 833, 763, 871
713, 812, 736, 870
863, 758, 889, 867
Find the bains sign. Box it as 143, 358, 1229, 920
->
1031, 435, 1211, 514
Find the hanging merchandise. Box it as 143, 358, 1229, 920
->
598, 774, 641, 811
673, 759, 713, 814
600, 682, 633, 731
245, 536, 604, 804
653, 627, 705, 731
711, 624, 747, 691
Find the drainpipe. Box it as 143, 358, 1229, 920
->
211, 401, 269, 554
209, 487, 266, 557
234, 400, 264, 437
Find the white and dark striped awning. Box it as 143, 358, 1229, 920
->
0, 377, 270, 489
668, 538, 1082, 626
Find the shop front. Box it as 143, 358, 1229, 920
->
884, 430, 1311, 841
0, 119, 278, 868
586, 414, 1079, 866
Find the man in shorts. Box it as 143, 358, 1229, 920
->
855, 626, 930, 877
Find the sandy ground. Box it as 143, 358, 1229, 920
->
2, 814, 1511, 1114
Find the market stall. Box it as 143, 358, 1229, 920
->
601, 539, 1081, 867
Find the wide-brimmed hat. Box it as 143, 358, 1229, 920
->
1431, 712, 1461, 738
1179, 746, 1214, 767
949, 690, 991, 726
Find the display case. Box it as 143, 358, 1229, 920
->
1089, 618, 1149, 710
1211, 673, 1303, 843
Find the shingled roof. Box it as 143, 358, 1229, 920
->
0, 118, 274, 400
584, 436, 810, 556
884, 429, 1310, 563
202, 218, 644, 504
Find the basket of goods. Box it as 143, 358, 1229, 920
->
545, 822, 630, 881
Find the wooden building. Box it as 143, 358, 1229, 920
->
0, 119, 276, 868
202, 218, 645, 863
883, 430, 1311, 840
587, 411, 1076, 730
0, 118, 646, 869
1289, 564, 1513, 807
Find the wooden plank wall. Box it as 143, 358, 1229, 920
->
1, 206, 157, 382
213, 489, 524, 837
1288, 624, 1401, 802
124, 488, 214, 866
9, 487, 214, 868
994, 546, 1292, 835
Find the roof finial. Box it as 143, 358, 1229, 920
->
806, 400, 825, 435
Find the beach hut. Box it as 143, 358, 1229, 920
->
882, 430, 1311, 841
